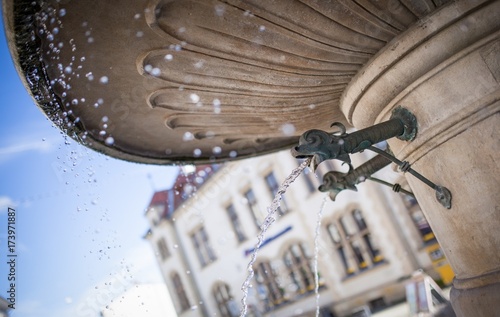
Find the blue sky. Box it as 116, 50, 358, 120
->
0, 13, 179, 317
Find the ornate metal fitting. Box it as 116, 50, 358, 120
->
318, 154, 392, 200
291, 106, 452, 208
368, 146, 452, 209
391, 106, 418, 141
318, 154, 415, 201
291, 123, 351, 171
318, 167, 358, 201
291, 106, 418, 170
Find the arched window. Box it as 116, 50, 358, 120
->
352, 209, 367, 230
283, 242, 315, 295
171, 272, 190, 312
213, 283, 239, 317
326, 208, 384, 276
254, 261, 284, 309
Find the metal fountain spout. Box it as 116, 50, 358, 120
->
291, 106, 452, 209
291, 106, 417, 170
319, 153, 416, 201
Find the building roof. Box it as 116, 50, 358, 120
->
146, 165, 219, 220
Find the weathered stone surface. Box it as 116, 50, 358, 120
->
4, 0, 449, 164
340, 1, 500, 315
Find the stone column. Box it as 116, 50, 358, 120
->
340, 1, 500, 316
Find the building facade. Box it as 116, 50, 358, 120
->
145, 150, 450, 317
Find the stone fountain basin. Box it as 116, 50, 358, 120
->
3, 0, 447, 164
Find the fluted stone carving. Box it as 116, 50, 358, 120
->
5, 0, 449, 163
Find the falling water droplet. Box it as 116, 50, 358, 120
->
151, 68, 161, 76
105, 137, 114, 145
281, 123, 296, 136
190, 93, 200, 103
183, 132, 194, 141
215, 4, 225, 16
99, 76, 109, 84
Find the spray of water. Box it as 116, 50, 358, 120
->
314, 196, 328, 317
239, 158, 311, 317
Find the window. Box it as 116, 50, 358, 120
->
213, 283, 239, 317
157, 237, 170, 261
340, 215, 357, 236
265, 172, 288, 214
326, 209, 383, 276
350, 240, 367, 268
226, 204, 246, 242
300, 161, 316, 193
244, 188, 263, 229
363, 233, 381, 260
254, 261, 284, 309
403, 196, 434, 242
171, 272, 190, 312
353, 209, 367, 230
326, 223, 351, 274
283, 243, 315, 295
191, 226, 217, 267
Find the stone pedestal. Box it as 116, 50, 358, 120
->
340, 1, 500, 316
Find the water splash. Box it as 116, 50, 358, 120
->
239, 158, 311, 317
314, 196, 328, 317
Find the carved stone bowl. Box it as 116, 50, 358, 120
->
3, 0, 448, 164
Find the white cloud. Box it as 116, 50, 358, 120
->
0, 138, 56, 164
0, 196, 16, 212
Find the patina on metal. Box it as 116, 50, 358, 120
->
291, 106, 417, 169
319, 153, 415, 201
292, 106, 451, 208
368, 146, 451, 209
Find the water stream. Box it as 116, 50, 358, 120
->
314, 196, 328, 317
239, 158, 311, 317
